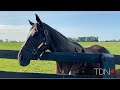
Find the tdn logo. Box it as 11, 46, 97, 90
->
94, 68, 115, 75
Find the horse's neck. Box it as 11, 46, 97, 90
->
48, 29, 70, 52
45, 23, 83, 52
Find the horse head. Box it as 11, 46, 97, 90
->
18, 14, 51, 66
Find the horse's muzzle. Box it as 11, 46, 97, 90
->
18, 54, 30, 66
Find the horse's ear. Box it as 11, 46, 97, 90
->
35, 14, 42, 25
28, 20, 34, 26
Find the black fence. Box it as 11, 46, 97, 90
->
0, 50, 119, 78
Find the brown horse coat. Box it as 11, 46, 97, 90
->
69, 45, 110, 75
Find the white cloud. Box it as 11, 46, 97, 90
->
0, 25, 30, 41
56, 26, 99, 38
0, 25, 30, 33
0, 24, 119, 42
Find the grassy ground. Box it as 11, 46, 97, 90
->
79, 42, 120, 55
0, 59, 55, 74
0, 42, 22, 50
0, 42, 120, 73
0, 42, 56, 74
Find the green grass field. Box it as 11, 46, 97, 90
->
0, 42, 56, 74
0, 42, 120, 74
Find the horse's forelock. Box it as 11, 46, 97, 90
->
30, 24, 39, 32
30, 24, 35, 31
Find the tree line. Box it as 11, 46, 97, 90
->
0, 37, 120, 42
0, 39, 23, 43
67, 36, 99, 42
0, 37, 99, 42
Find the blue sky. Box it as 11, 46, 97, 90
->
0, 11, 120, 41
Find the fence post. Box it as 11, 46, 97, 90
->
101, 53, 115, 78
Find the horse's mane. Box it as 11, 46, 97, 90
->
44, 23, 78, 44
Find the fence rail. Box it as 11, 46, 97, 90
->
0, 50, 120, 64
0, 71, 102, 78
0, 50, 120, 78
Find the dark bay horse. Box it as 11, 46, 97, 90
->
69, 45, 110, 75
18, 14, 110, 75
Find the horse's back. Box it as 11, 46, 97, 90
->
81, 45, 110, 75
84, 45, 110, 54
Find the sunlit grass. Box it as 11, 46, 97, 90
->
0, 42, 120, 73
0, 42, 23, 50
0, 58, 56, 74
79, 42, 120, 55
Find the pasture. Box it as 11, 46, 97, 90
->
0, 42, 120, 74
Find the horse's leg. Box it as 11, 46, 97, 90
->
58, 62, 76, 74
62, 63, 73, 74
56, 61, 62, 74
56, 62, 73, 74
68, 63, 84, 75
